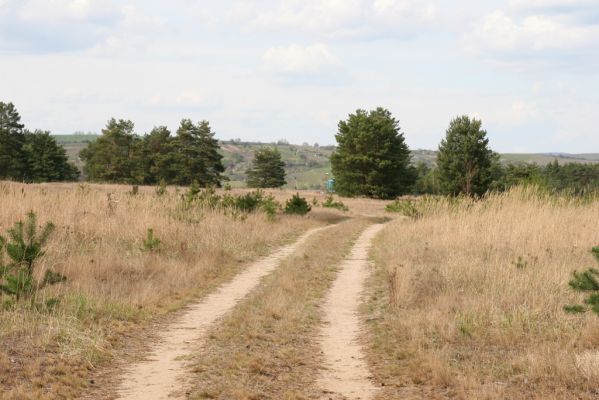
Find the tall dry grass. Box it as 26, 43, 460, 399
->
369, 187, 599, 399
0, 182, 321, 399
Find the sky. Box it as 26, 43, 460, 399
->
1, 0, 599, 153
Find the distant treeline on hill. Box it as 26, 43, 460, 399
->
1, 101, 599, 196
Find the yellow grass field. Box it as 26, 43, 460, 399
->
368, 187, 599, 399
0, 182, 327, 399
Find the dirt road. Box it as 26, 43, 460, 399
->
116, 226, 330, 400
318, 224, 386, 400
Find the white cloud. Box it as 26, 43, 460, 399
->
263, 43, 341, 75
467, 9, 599, 53
245, 0, 436, 38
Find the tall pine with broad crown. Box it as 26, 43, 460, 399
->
0, 102, 78, 182
0, 102, 26, 180
22, 130, 79, 182
330, 107, 412, 199
173, 119, 225, 187
437, 115, 499, 197
246, 147, 286, 188
79, 119, 141, 183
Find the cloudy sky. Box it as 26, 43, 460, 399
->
1, 0, 598, 152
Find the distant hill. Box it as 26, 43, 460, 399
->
53, 134, 599, 189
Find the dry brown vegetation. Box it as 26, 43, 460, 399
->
188, 217, 372, 399
366, 187, 599, 399
0, 182, 325, 399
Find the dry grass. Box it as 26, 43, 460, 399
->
188, 217, 372, 399
366, 187, 599, 399
0, 182, 324, 399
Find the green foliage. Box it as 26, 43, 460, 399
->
155, 179, 167, 197
331, 108, 413, 199
233, 190, 264, 213
0, 102, 78, 182
437, 116, 499, 197
80, 119, 225, 186
224, 183, 232, 191
284, 193, 311, 215
0, 212, 65, 301
260, 195, 281, 220
411, 162, 441, 195
246, 147, 287, 188
385, 199, 422, 218
322, 195, 349, 211
186, 181, 202, 203
564, 248, 599, 315
142, 229, 162, 251
22, 130, 80, 182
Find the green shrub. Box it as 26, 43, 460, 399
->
0, 211, 65, 301
284, 193, 311, 215
260, 195, 281, 220
224, 183, 232, 191
142, 229, 162, 251
565, 247, 599, 315
155, 179, 167, 197
185, 181, 202, 203
322, 195, 349, 211
234, 190, 264, 213
385, 199, 422, 218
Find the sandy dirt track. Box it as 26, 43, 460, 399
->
318, 223, 386, 400
116, 225, 330, 400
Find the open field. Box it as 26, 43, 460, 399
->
367, 188, 599, 399
0, 182, 331, 399
2, 181, 598, 400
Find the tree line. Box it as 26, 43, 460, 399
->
330, 108, 599, 198
0, 102, 78, 182
80, 118, 224, 186
1, 101, 597, 197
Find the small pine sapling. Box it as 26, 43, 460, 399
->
284, 193, 311, 215
564, 246, 599, 315
143, 229, 162, 252
322, 195, 349, 211
155, 179, 168, 197
0, 212, 65, 302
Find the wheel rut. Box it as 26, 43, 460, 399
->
318, 223, 386, 400
115, 225, 330, 400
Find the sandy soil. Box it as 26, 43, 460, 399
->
318, 224, 386, 400
115, 225, 330, 400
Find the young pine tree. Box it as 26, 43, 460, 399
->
246, 147, 286, 188
437, 116, 499, 197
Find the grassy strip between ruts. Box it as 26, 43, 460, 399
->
188, 217, 373, 400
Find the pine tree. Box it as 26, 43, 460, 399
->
22, 130, 79, 182
330, 108, 413, 199
437, 116, 499, 197
172, 119, 224, 186
246, 147, 286, 188
0, 102, 26, 180
565, 247, 599, 315
80, 119, 141, 183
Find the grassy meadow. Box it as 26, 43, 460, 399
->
0, 182, 330, 399
367, 187, 599, 399
1, 181, 598, 399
